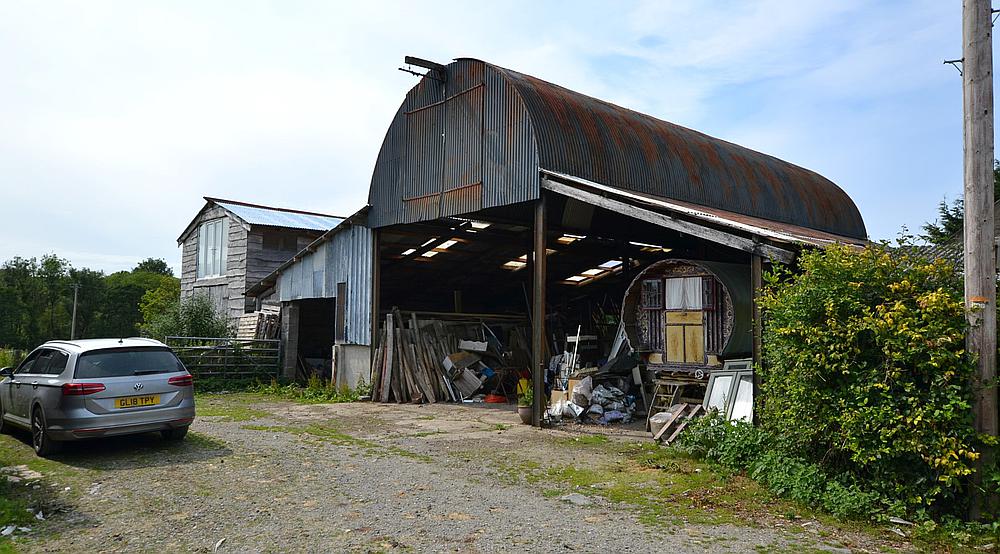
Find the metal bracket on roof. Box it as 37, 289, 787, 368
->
399, 56, 447, 83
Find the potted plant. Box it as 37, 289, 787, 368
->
517, 384, 534, 425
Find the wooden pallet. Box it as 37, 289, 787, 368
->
646, 380, 705, 431
652, 403, 704, 444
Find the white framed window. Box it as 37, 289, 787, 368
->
197, 218, 228, 278
703, 359, 754, 422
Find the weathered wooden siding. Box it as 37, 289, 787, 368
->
179, 206, 248, 320
225, 221, 249, 317
181, 205, 330, 324
244, 229, 323, 292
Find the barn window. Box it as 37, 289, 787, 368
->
263, 232, 298, 253
197, 218, 228, 278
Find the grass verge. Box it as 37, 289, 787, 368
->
195, 393, 270, 421
242, 423, 432, 462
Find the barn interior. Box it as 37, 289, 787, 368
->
372, 190, 761, 424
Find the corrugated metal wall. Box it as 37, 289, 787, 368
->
368, 59, 539, 228
277, 224, 372, 345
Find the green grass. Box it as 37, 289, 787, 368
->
482, 438, 807, 529
0, 350, 25, 371
195, 394, 269, 422
0, 433, 93, 553
241, 423, 433, 462
557, 434, 609, 446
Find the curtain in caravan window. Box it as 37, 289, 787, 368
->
665, 277, 704, 310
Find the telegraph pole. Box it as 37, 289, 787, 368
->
964, 0, 998, 519
70, 283, 80, 340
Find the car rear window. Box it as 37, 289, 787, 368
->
75, 347, 185, 379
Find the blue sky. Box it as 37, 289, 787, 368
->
0, 1, 989, 274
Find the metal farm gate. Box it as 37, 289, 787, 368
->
165, 336, 280, 381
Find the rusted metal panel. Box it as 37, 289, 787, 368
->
482, 64, 539, 209
501, 68, 865, 239
370, 60, 537, 228
368, 107, 407, 229
441, 83, 484, 217
369, 58, 866, 240
403, 101, 445, 222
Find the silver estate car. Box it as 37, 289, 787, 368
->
0, 338, 196, 456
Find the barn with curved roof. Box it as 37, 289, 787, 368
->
366, 57, 867, 424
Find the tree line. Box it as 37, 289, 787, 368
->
0, 256, 179, 350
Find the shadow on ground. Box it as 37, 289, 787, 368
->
4, 429, 231, 471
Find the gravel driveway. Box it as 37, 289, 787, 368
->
1, 395, 898, 553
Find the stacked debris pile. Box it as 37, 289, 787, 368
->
549, 375, 638, 425
370, 309, 530, 404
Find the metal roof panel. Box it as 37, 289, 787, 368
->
213, 200, 342, 231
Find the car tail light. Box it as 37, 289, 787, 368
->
168, 374, 193, 387
62, 382, 106, 396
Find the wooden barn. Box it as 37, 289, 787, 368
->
177, 197, 344, 320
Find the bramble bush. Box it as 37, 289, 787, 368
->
681, 242, 986, 522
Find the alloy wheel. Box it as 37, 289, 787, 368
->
31, 411, 43, 452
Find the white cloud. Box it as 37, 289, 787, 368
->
0, 0, 989, 275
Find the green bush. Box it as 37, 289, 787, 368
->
0, 349, 24, 369
679, 414, 881, 519
143, 294, 233, 340
755, 243, 980, 518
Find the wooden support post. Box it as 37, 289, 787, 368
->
751, 253, 764, 424
281, 302, 300, 380
964, 0, 998, 520
370, 229, 381, 372
453, 290, 463, 313
532, 195, 547, 427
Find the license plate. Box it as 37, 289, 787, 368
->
114, 395, 160, 409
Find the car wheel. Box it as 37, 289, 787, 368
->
161, 427, 188, 441
31, 407, 61, 457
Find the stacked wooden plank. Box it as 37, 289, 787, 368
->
371, 310, 460, 403
370, 310, 530, 404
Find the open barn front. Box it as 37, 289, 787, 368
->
370, 188, 770, 429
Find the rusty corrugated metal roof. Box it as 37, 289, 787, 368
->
495, 64, 866, 240
369, 58, 867, 241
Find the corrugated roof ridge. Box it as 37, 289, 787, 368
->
205, 197, 345, 219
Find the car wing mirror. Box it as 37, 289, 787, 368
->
0, 367, 12, 377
